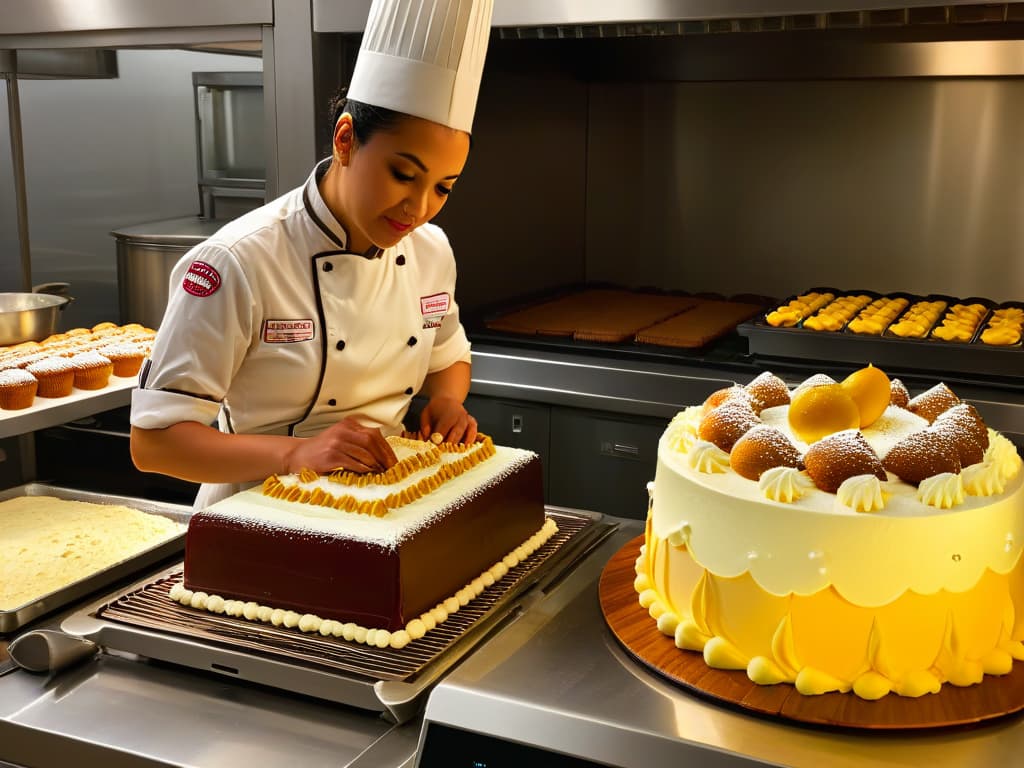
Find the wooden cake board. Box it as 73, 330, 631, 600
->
599, 536, 1024, 730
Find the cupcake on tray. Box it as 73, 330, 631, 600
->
0, 368, 38, 409
69, 350, 114, 390
97, 341, 145, 378
26, 356, 75, 397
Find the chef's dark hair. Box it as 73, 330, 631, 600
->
328, 89, 474, 148
329, 92, 405, 145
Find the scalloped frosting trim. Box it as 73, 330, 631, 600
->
633, 543, 1024, 700
262, 435, 497, 517
169, 517, 558, 650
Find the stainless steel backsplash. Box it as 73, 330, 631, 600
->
445, 72, 1024, 312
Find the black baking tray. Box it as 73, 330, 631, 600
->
739, 289, 1023, 379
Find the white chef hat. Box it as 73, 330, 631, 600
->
347, 0, 494, 134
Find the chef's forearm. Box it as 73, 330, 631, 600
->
420, 360, 471, 402
130, 422, 295, 484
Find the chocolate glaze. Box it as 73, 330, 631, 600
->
184, 456, 545, 631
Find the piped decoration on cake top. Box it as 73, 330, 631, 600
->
261, 434, 497, 517
671, 364, 1022, 513
836, 474, 886, 513
758, 466, 813, 503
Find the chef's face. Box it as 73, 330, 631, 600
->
330, 113, 471, 252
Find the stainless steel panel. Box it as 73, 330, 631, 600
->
470, 345, 736, 419
548, 408, 662, 518
0, 0, 273, 36
313, 0, 1004, 31
0, 484, 190, 633
194, 71, 265, 186
581, 36, 1024, 80
0, 26, 264, 51
263, 0, 317, 196
584, 78, 1024, 305
0, 653, 407, 768
1, 50, 117, 79
464, 395, 551, 495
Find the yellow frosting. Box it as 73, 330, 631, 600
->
638, 399, 1024, 700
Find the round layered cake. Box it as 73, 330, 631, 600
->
635, 366, 1024, 700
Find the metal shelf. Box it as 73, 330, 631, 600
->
0, 377, 134, 441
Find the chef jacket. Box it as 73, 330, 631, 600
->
131, 159, 472, 507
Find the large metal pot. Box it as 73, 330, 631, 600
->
113, 216, 222, 329
0, 291, 72, 345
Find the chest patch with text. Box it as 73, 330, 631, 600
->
263, 319, 315, 343
420, 293, 450, 329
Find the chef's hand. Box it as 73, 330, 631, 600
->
419, 396, 478, 445
286, 416, 398, 474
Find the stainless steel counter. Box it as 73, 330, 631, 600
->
5, 518, 1024, 767
0, 636, 421, 768
419, 522, 1024, 767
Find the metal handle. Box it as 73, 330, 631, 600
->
601, 441, 640, 458
8, 629, 99, 673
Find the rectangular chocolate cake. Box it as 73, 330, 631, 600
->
180, 437, 548, 639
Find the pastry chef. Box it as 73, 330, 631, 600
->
130, 0, 494, 508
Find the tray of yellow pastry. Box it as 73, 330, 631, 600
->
738, 288, 1023, 379
0, 484, 190, 633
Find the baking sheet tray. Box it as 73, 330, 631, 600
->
0, 484, 191, 634
63, 508, 615, 723
739, 290, 1023, 379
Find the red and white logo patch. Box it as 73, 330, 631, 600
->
182, 261, 221, 297
420, 292, 450, 329
263, 319, 315, 343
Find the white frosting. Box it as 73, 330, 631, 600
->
206, 445, 536, 550
169, 518, 559, 649
688, 440, 730, 474
653, 412, 1024, 606
917, 472, 965, 509
759, 466, 813, 503
835, 474, 885, 513
760, 403, 928, 458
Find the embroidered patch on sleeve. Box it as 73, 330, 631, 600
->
183, 261, 222, 297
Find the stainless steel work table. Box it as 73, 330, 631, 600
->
3, 520, 1024, 767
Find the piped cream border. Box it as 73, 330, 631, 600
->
168, 518, 558, 650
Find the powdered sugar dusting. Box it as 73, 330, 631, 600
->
205, 446, 538, 550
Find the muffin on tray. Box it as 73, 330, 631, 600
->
0, 368, 38, 409
26, 356, 75, 397
69, 351, 114, 390
97, 342, 145, 378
